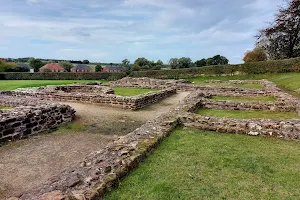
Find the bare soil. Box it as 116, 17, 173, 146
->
0, 92, 189, 199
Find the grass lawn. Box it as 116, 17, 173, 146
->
202, 82, 263, 89
0, 80, 108, 91
187, 72, 300, 96
211, 96, 276, 102
0, 106, 11, 110
113, 87, 158, 96
104, 127, 300, 200
197, 108, 300, 119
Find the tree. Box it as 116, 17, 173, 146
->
134, 57, 150, 67
29, 58, 44, 72
178, 57, 193, 68
131, 64, 141, 71
243, 47, 268, 63
156, 60, 163, 66
58, 61, 73, 72
122, 59, 130, 67
257, 0, 300, 59
83, 60, 90, 64
195, 59, 207, 67
169, 58, 179, 69
206, 55, 229, 65
95, 65, 103, 72
0, 61, 28, 72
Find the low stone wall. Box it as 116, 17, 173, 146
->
0, 95, 75, 145
181, 113, 300, 140
108, 77, 189, 89
109, 78, 283, 98
38, 84, 114, 94
202, 99, 299, 112
10, 89, 300, 199
9, 85, 177, 110
16, 109, 181, 200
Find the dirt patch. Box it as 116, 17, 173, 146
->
0, 92, 189, 199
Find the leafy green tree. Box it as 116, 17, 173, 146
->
95, 65, 103, 72
156, 60, 163, 66
58, 61, 73, 72
134, 57, 150, 68
131, 64, 141, 71
83, 60, 90, 64
206, 55, 229, 65
29, 58, 44, 72
195, 59, 207, 67
169, 58, 179, 69
122, 59, 130, 67
170, 57, 193, 68
178, 57, 193, 68
0, 61, 28, 72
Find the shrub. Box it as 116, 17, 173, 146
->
243, 47, 267, 63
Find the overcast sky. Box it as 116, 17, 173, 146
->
0, 0, 284, 64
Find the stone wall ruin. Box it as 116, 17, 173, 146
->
8, 84, 177, 110
0, 94, 75, 145
5, 77, 300, 199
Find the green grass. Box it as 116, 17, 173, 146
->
201, 82, 263, 89
104, 127, 300, 200
188, 72, 300, 96
0, 80, 108, 91
0, 106, 11, 110
113, 87, 158, 96
197, 108, 300, 119
211, 96, 276, 102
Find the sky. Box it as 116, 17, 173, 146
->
0, 0, 285, 64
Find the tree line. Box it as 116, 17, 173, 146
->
130, 55, 229, 71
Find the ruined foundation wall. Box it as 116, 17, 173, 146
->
0, 100, 75, 144
10, 88, 177, 110
11, 89, 300, 200
202, 99, 299, 112
181, 113, 300, 140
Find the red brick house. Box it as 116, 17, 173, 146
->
71, 64, 92, 72
102, 66, 127, 73
40, 63, 65, 72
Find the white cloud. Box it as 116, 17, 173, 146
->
26, 0, 40, 5
0, 0, 285, 64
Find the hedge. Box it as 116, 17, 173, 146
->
1, 57, 300, 80
130, 57, 300, 79
0, 72, 126, 80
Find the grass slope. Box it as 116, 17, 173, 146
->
0, 80, 108, 91
211, 96, 276, 102
113, 87, 158, 96
104, 127, 300, 200
188, 72, 300, 96
197, 108, 300, 119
